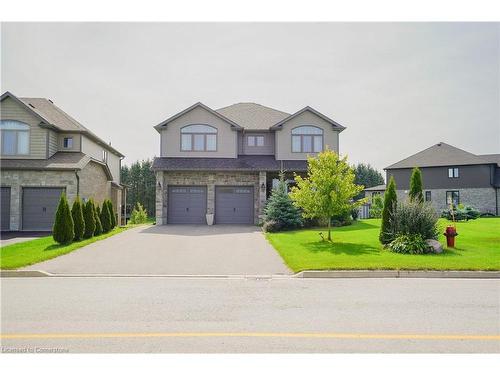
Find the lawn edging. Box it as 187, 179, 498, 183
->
295, 270, 500, 279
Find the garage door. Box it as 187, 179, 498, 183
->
215, 186, 254, 224
1, 187, 11, 231
168, 186, 207, 224
22, 187, 63, 231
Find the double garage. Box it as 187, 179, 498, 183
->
1, 186, 63, 231
167, 185, 254, 224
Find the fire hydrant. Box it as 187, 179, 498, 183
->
443, 226, 458, 248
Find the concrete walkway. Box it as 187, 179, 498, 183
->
24, 225, 291, 276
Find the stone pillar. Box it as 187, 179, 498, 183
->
155, 171, 164, 225
207, 173, 215, 215
258, 171, 267, 221
10, 184, 20, 231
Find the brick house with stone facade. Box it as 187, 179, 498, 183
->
0, 91, 125, 231
152, 102, 345, 225
385, 142, 500, 215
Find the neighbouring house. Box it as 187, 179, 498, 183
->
152, 102, 345, 225
385, 142, 500, 215
0, 91, 126, 231
363, 184, 387, 203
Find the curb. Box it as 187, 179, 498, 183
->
295, 270, 500, 279
2, 270, 499, 279
0, 270, 52, 278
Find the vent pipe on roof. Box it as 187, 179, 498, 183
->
437, 143, 442, 146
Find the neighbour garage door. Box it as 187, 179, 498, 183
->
215, 186, 254, 224
1, 187, 10, 230
168, 186, 207, 224
22, 187, 63, 231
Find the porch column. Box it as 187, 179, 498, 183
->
155, 171, 164, 225
258, 171, 267, 220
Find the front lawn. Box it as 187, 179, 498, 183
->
266, 218, 500, 272
1, 225, 136, 270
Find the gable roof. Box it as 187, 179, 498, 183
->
1, 91, 124, 157
478, 154, 500, 167
0, 152, 113, 180
270, 106, 346, 132
216, 103, 290, 130
154, 102, 242, 132
385, 142, 498, 170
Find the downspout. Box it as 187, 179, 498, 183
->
75, 170, 80, 196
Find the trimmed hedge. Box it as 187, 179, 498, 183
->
71, 196, 85, 241
53, 193, 74, 244
94, 204, 103, 236
100, 200, 112, 233
83, 199, 96, 238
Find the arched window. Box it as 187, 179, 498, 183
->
291, 126, 323, 153
0, 120, 30, 155
181, 124, 217, 151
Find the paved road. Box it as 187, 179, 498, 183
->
1, 277, 499, 353
24, 225, 290, 275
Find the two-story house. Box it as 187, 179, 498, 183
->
0, 91, 125, 231
152, 102, 345, 225
385, 142, 500, 215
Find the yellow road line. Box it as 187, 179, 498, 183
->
1, 332, 499, 341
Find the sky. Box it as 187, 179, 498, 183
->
1, 22, 499, 173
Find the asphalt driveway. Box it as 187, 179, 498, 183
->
23, 225, 291, 276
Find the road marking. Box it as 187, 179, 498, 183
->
1, 332, 499, 340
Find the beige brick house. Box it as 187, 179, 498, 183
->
0, 91, 125, 231
152, 102, 345, 225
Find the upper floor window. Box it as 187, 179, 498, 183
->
102, 149, 108, 163
181, 124, 217, 152
448, 167, 459, 178
0, 120, 30, 155
247, 135, 264, 147
63, 137, 73, 149
291, 126, 323, 153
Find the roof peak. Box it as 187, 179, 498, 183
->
216, 102, 290, 114
385, 142, 492, 169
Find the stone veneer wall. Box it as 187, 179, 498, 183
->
1, 170, 77, 230
79, 161, 111, 205
396, 188, 498, 214
1, 162, 118, 231
156, 171, 265, 225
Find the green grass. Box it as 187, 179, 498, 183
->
0, 225, 143, 270
266, 218, 500, 272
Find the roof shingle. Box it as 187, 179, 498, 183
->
152, 155, 308, 172
385, 142, 497, 169
216, 103, 290, 130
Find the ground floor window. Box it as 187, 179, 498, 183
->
425, 191, 431, 202
446, 190, 459, 207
